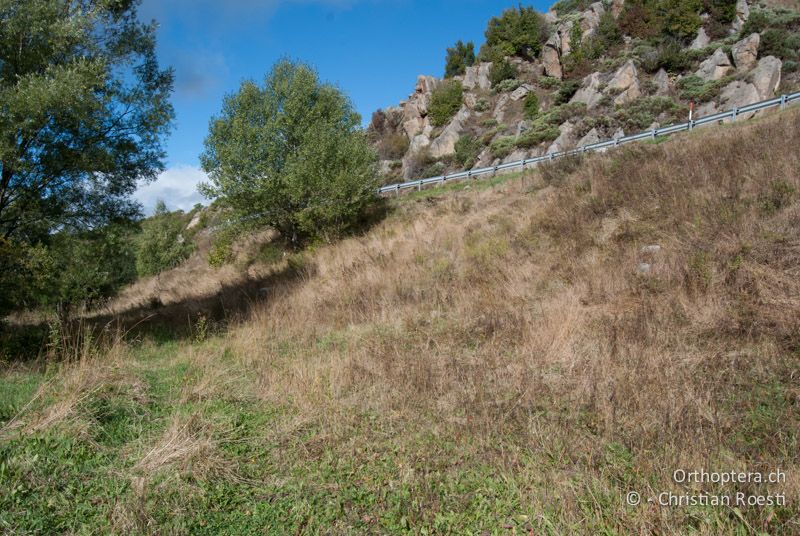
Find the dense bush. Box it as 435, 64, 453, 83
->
480, 6, 549, 61
639, 38, 694, 73
677, 74, 732, 101
488, 59, 518, 87
494, 78, 522, 93
555, 79, 581, 104
660, 0, 703, 39
613, 96, 686, 130
454, 135, 483, 169
760, 28, 800, 61
490, 136, 516, 158
703, 0, 737, 37
201, 59, 378, 246
619, 0, 664, 39
444, 40, 476, 78
135, 201, 196, 277
429, 80, 464, 127
516, 102, 586, 149
551, 0, 592, 15
524, 92, 540, 118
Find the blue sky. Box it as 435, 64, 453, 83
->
134, 0, 552, 213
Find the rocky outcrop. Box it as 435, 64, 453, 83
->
510, 84, 534, 101
690, 27, 710, 50
695, 48, 733, 81
547, 121, 577, 153
462, 63, 492, 91
654, 69, 671, 95
732, 33, 760, 71
580, 2, 605, 38
428, 107, 471, 159
402, 75, 436, 139
577, 127, 600, 147
719, 80, 760, 118
542, 44, 562, 79
750, 56, 782, 100
493, 93, 511, 123
731, 0, 750, 34
570, 72, 603, 108
608, 60, 641, 105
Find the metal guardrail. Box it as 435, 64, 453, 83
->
378, 91, 800, 195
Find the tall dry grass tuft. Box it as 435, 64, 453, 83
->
1, 329, 143, 440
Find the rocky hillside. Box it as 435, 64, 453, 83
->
369, 0, 800, 183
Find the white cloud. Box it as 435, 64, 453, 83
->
135, 165, 208, 215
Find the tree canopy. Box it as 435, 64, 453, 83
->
200, 59, 378, 246
444, 40, 476, 78
0, 0, 174, 243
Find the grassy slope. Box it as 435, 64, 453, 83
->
1, 108, 799, 534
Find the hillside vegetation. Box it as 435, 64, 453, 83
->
1, 107, 798, 533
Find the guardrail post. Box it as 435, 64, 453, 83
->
780, 94, 787, 110
548, 153, 554, 162
395, 184, 399, 196
651, 129, 656, 139
493, 165, 498, 177
417, 180, 422, 191
614, 137, 619, 147
468, 170, 473, 180
689, 120, 694, 131
732, 107, 738, 122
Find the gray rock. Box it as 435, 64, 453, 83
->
641, 245, 661, 254
463, 63, 492, 91
547, 121, 577, 154
730, 0, 750, 33
580, 2, 605, 38
428, 106, 470, 158
577, 127, 600, 148
608, 60, 641, 105
503, 148, 529, 164
510, 84, 534, 101
571, 72, 603, 109
493, 93, 511, 123
719, 81, 760, 120
690, 27, 710, 50
732, 33, 759, 71
542, 44, 563, 79
653, 68, 671, 95
611, 0, 625, 18
695, 48, 733, 81
515, 120, 533, 140
613, 128, 625, 140
749, 55, 782, 100
638, 262, 652, 274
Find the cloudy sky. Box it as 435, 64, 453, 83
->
134, 0, 552, 214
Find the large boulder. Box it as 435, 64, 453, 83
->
750, 55, 782, 100
608, 60, 641, 105
732, 33, 760, 71
580, 2, 606, 38
547, 121, 578, 154
570, 72, 603, 109
731, 0, 750, 34
695, 48, 734, 81
719, 80, 760, 118
556, 21, 574, 57
401, 75, 437, 138
577, 127, 601, 148
493, 93, 511, 123
463, 63, 492, 91
653, 68, 671, 95
428, 106, 470, 159
690, 27, 710, 50
542, 44, 563, 79
510, 84, 534, 101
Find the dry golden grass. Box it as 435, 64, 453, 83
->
213, 108, 800, 529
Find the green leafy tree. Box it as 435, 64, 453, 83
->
134, 201, 195, 277
444, 41, 476, 78
200, 59, 378, 246
480, 5, 549, 61
524, 92, 540, 118
0, 0, 173, 317
429, 80, 464, 126
659, 0, 703, 39
0, 0, 174, 243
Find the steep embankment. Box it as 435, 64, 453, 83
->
1, 106, 798, 533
